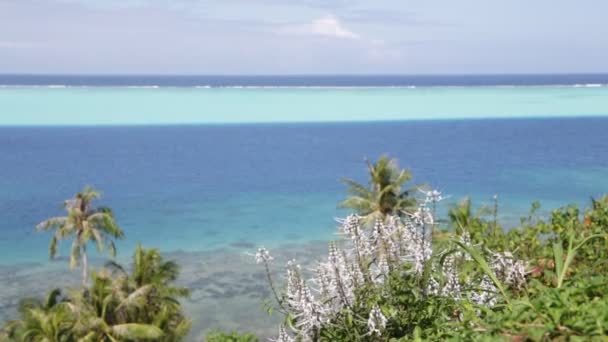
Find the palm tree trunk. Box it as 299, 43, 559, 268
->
82, 244, 88, 286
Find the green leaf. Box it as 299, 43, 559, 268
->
553, 241, 565, 287
452, 240, 511, 306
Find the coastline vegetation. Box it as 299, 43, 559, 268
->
2, 156, 608, 341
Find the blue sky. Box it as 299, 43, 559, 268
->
0, 0, 607, 74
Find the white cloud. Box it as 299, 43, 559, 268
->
310, 15, 358, 39
279, 15, 359, 40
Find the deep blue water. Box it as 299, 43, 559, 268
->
1, 74, 608, 87
1, 118, 608, 264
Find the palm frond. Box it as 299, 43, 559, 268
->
79, 186, 102, 204
44, 289, 62, 309
116, 285, 153, 312
90, 228, 105, 252
56, 223, 76, 239
89, 212, 124, 239
341, 178, 372, 198
105, 260, 127, 275
70, 240, 81, 270
163, 286, 191, 299
158, 261, 180, 283
394, 169, 412, 184
110, 323, 164, 340
338, 197, 375, 213
77, 331, 98, 342
108, 240, 117, 258
36, 217, 67, 231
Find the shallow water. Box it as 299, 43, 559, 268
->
1, 86, 608, 125
0, 240, 328, 340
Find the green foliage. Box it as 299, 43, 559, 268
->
446, 196, 608, 340
285, 194, 608, 341
205, 330, 259, 342
0, 290, 77, 342
320, 270, 459, 341
1, 246, 190, 342
475, 276, 608, 340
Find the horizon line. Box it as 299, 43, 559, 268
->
1, 115, 607, 129
2, 72, 608, 77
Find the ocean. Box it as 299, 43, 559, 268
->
1, 74, 608, 339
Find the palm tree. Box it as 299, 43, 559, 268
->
447, 197, 475, 234
340, 155, 418, 224
36, 186, 124, 286
106, 245, 191, 341
69, 270, 165, 341
0, 289, 77, 342
447, 197, 495, 241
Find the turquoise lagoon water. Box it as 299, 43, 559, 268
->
1, 85, 608, 125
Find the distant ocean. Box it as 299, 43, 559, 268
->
1, 75, 608, 338
2, 73, 608, 87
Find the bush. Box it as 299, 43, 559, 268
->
256, 193, 608, 341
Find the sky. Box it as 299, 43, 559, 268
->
0, 0, 607, 74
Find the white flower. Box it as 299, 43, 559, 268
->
377, 255, 390, 278
367, 305, 387, 336
348, 260, 365, 288
440, 255, 462, 299
470, 276, 498, 307
285, 260, 302, 305
410, 206, 434, 226
490, 252, 526, 290
421, 189, 445, 204
271, 326, 294, 342
457, 231, 473, 261
262, 204, 526, 337
409, 234, 432, 274
328, 241, 341, 266
339, 214, 361, 235
255, 247, 273, 264
314, 265, 332, 298
284, 260, 325, 338
426, 276, 440, 295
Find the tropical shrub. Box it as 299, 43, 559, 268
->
254, 157, 608, 341
256, 188, 526, 341
255, 193, 608, 341
1, 245, 190, 341
0, 289, 77, 341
